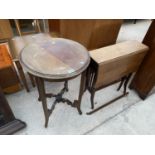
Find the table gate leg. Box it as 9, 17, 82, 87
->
73, 71, 86, 115
90, 89, 95, 109
35, 77, 49, 127
85, 67, 91, 92
123, 73, 132, 94
117, 76, 126, 91
86, 74, 132, 115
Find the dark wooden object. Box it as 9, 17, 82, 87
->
35, 72, 86, 127
0, 87, 26, 134
19, 35, 90, 127
0, 19, 29, 92
0, 42, 21, 93
48, 19, 123, 50
0, 20, 13, 40
86, 41, 148, 114
48, 19, 60, 33
0, 66, 21, 93
130, 20, 155, 99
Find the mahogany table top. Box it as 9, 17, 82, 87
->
18, 33, 90, 79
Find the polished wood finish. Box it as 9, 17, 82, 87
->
90, 40, 148, 64
0, 87, 26, 134
12, 34, 90, 79
86, 41, 148, 114
73, 71, 87, 115
19, 35, 90, 127
35, 71, 87, 127
0, 43, 21, 93
88, 20, 123, 49
0, 19, 13, 40
0, 19, 28, 92
28, 73, 36, 87
130, 20, 155, 99
0, 44, 12, 68
0, 67, 21, 93
90, 41, 148, 88
48, 19, 60, 33
48, 19, 123, 49
35, 77, 49, 127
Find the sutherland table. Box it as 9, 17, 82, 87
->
86, 41, 148, 115
19, 34, 90, 127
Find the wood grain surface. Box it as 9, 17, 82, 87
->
14, 33, 90, 79
0, 43, 21, 93
48, 19, 123, 50
90, 41, 149, 88
130, 20, 155, 99
0, 43, 12, 69
0, 20, 13, 40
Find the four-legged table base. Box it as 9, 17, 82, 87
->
35, 71, 86, 127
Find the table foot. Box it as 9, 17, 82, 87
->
86, 92, 129, 115
73, 100, 82, 115
77, 108, 82, 115
45, 118, 49, 128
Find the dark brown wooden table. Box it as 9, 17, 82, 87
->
19, 33, 90, 127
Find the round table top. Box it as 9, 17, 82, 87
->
19, 34, 90, 79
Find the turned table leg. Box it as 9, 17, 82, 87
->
35, 77, 49, 127
73, 71, 86, 115
28, 73, 36, 87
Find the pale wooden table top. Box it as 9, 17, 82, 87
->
90, 40, 149, 64
18, 33, 90, 79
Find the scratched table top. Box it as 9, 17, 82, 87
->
18, 33, 90, 79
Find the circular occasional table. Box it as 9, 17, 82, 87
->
19, 33, 90, 127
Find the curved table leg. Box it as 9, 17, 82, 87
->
35, 71, 87, 127
123, 73, 132, 94
117, 76, 126, 91
90, 89, 95, 109
73, 71, 86, 115
28, 73, 36, 87
35, 77, 49, 127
